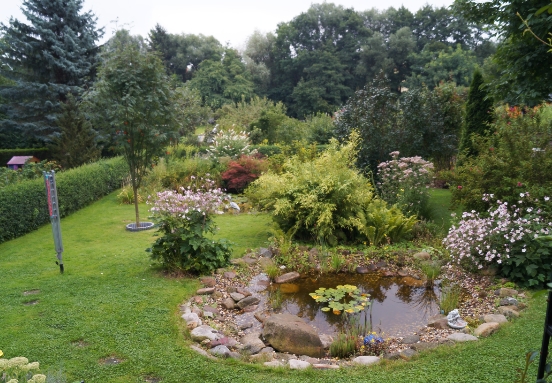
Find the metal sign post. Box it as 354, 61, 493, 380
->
43, 171, 64, 273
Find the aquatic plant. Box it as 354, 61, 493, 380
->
309, 285, 370, 315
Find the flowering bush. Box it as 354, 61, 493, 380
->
207, 129, 256, 159
0, 352, 46, 383
443, 193, 552, 287
360, 332, 387, 356
377, 152, 434, 219
147, 178, 232, 274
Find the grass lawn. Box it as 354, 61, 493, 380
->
0, 191, 549, 382
429, 188, 462, 233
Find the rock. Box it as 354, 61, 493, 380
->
190, 345, 216, 360
209, 337, 238, 349
498, 306, 520, 318
264, 361, 284, 368
411, 342, 439, 352
240, 332, 266, 355
239, 322, 253, 330
230, 292, 245, 302
243, 304, 258, 313
203, 306, 220, 316
236, 287, 252, 297
191, 306, 203, 316
279, 283, 299, 293
352, 356, 380, 366
190, 325, 222, 342
230, 258, 246, 266
203, 311, 214, 319
400, 349, 417, 360
427, 314, 448, 329
289, 359, 311, 370
192, 296, 204, 304
181, 312, 202, 327
242, 256, 257, 265
381, 270, 395, 277
313, 364, 339, 369
237, 296, 260, 309
495, 288, 518, 298
262, 314, 324, 357
221, 298, 236, 310
259, 347, 275, 354
413, 251, 431, 261
299, 355, 319, 364
319, 334, 333, 349
474, 322, 500, 337
500, 297, 518, 306
200, 276, 216, 287
384, 352, 401, 360
446, 333, 478, 342
210, 345, 231, 357
482, 314, 508, 324
259, 247, 274, 258
258, 258, 274, 269
196, 287, 215, 295
356, 266, 370, 274
402, 335, 421, 344
274, 272, 300, 284
216, 268, 226, 274
397, 269, 409, 277
223, 271, 237, 279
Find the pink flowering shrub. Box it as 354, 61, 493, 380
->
147, 178, 232, 274
377, 152, 434, 219
443, 193, 552, 287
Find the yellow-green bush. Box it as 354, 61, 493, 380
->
246, 133, 416, 245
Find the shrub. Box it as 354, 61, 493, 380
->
377, 152, 434, 219
0, 353, 46, 383
246, 133, 416, 245
221, 154, 268, 193
147, 179, 232, 274
446, 104, 552, 213
443, 193, 552, 287
207, 128, 256, 159
0, 157, 128, 243
0, 160, 61, 188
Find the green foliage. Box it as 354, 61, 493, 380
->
0, 0, 103, 148
440, 283, 461, 314
420, 261, 442, 283
514, 350, 552, 383
246, 134, 415, 245
0, 160, 61, 188
329, 331, 358, 358
49, 94, 100, 169
173, 86, 212, 137
0, 157, 128, 243
447, 104, 552, 212
87, 30, 181, 225
310, 285, 370, 314
207, 129, 255, 159
0, 354, 46, 383
459, 69, 494, 158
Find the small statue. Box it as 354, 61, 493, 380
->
447, 309, 467, 329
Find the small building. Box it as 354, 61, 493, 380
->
7, 156, 39, 170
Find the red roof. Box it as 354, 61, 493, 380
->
7, 156, 38, 165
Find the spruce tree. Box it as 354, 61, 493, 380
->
50, 94, 100, 169
0, 0, 103, 148
459, 69, 494, 157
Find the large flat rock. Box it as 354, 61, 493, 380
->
262, 314, 324, 357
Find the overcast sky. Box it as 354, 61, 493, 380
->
1, 0, 455, 49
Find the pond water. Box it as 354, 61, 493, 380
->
267, 272, 442, 338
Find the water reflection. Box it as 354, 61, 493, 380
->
267, 272, 440, 338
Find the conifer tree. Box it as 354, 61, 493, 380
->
0, 0, 103, 148
50, 94, 100, 169
459, 69, 494, 157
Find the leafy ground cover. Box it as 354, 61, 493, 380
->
0, 191, 549, 382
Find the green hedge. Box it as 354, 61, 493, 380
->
0, 148, 50, 165
0, 157, 128, 243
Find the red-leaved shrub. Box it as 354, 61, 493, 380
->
222, 154, 268, 193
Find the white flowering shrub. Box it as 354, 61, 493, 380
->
207, 129, 256, 159
0, 353, 46, 383
377, 152, 434, 219
443, 193, 552, 287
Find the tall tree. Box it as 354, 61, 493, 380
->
453, 0, 552, 104
0, 0, 103, 148
86, 30, 180, 227
459, 69, 494, 157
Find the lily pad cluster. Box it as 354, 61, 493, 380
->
309, 284, 370, 315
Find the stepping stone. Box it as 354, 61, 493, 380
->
289, 359, 311, 369
196, 287, 215, 295
446, 333, 478, 342
352, 356, 380, 365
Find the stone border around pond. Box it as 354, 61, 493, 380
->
179, 248, 527, 369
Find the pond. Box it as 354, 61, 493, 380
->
266, 272, 442, 338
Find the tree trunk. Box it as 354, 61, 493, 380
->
133, 181, 140, 226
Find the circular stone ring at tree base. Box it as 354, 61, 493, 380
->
126, 222, 155, 232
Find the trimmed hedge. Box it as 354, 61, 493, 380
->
0, 157, 128, 243
0, 148, 50, 165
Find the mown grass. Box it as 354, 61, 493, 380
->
428, 188, 462, 232
0, 191, 549, 382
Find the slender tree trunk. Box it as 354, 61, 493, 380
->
133, 180, 140, 226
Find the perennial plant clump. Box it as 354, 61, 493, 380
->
377, 151, 434, 219
443, 193, 552, 286
0, 352, 46, 383
207, 128, 257, 159
147, 178, 232, 274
